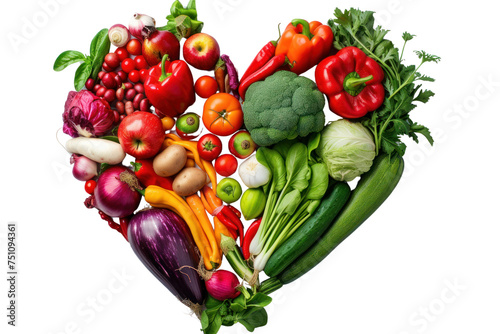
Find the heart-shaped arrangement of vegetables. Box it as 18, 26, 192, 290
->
54, 1, 439, 333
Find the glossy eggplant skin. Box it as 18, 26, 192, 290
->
128, 208, 206, 305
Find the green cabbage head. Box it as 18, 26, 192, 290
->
318, 119, 376, 181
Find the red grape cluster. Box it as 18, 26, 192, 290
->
84, 39, 152, 122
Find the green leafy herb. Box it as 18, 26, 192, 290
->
53, 51, 86, 71
53, 28, 110, 91
329, 8, 440, 157
201, 291, 271, 334
89, 28, 111, 80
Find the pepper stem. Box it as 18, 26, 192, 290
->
158, 54, 171, 82
291, 19, 312, 39
343, 72, 373, 96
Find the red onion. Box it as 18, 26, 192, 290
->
205, 269, 241, 301
94, 165, 142, 218
70, 154, 98, 181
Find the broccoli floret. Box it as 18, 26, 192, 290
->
242, 71, 325, 146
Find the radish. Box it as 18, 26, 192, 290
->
65, 137, 125, 165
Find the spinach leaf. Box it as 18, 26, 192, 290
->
285, 143, 310, 192
256, 147, 286, 194
306, 132, 321, 162
304, 163, 329, 200
53, 50, 86, 71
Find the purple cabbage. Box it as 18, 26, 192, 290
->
62, 90, 114, 138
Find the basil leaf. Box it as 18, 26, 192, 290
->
89, 28, 111, 80
74, 62, 92, 91
53, 50, 86, 71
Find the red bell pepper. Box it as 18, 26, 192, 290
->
131, 159, 174, 190
144, 54, 195, 118
275, 19, 334, 75
315, 46, 385, 119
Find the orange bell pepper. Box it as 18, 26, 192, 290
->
275, 19, 334, 75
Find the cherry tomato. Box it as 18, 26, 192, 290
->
121, 58, 135, 73
203, 93, 243, 136
104, 53, 120, 69
126, 39, 142, 55
115, 47, 129, 61
215, 154, 238, 177
195, 76, 218, 98
85, 180, 97, 194
197, 134, 223, 162
128, 70, 141, 83
161, 116, 175, 131
139, 69, 149, 83
134, 55, 149, 70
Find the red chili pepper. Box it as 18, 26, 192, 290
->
98, 210, 128, 241
242, 218, 262, 260
227, 204, 241, 218
119, 216, 131, 241
222, 206, 244, 246
131, 159, 173, 190
216, 211, 239, 231
240, 40, 277, 83
315, 46, 385, 118
238, 53, 288, 100
144, 54, 195, 118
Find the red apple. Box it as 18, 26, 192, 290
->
142, 27, 180, 66
182, 33, 220, 71
118, 112, 164, 159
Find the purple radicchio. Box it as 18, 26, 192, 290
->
62, 91, 115, 138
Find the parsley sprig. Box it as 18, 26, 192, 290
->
329, 8, 440, 157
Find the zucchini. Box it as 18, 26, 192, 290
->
264, 181, 351, 277
278, 154, 404, 284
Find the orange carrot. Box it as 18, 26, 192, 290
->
202, 185, 222, 210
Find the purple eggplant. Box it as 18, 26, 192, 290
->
128, 208, 206, 306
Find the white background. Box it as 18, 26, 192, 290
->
2, 0, 499, 334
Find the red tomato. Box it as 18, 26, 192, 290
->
128, 70, 140, 83
121, 58, 135, 73
115, 47, 129, 61
197, 134, 223, 162
126, 39, 142, 55
134, 55, 149, 70
195, 76, 218, 98
202, 93, 243, 136
85, 180, 97, 194
215, 154, 238, 177
139, 69, 149, 83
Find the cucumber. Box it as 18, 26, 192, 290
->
264, 181, 351, 277
278, 154, 404, 284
